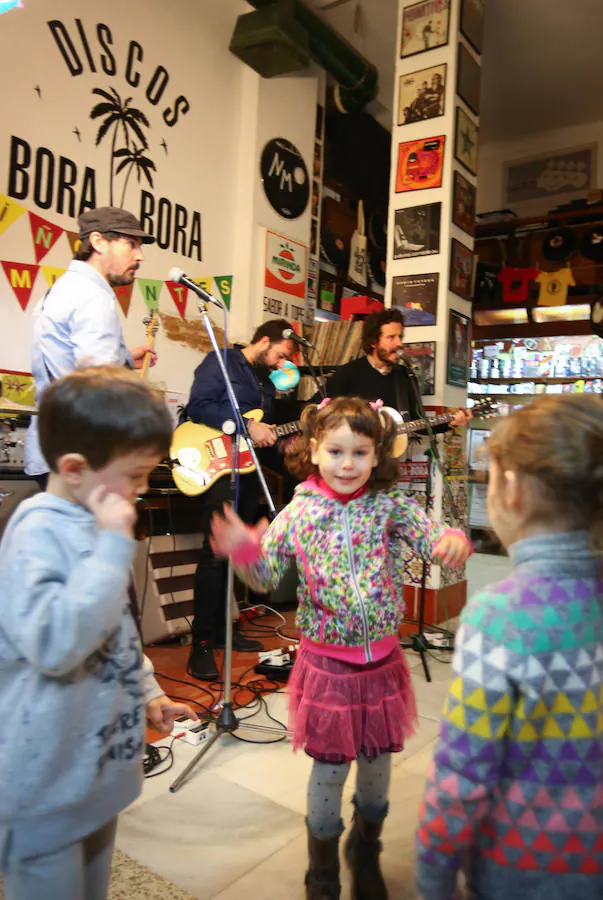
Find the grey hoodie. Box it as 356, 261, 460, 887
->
0, 493, 161, 865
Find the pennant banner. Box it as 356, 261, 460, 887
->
137, 278, 163, 312
0, 194, 26, 239
214, 275, 233, 310
66, 230, 81, 256
191, 276, 213, 299
165, 280, 188, 319
114, 283, 135, 318
1, 260, 40, 311
28, 212, 64, 263
41, 265, 66, 288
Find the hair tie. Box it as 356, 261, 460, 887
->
369, 399, 384, 412
317, 397, 331, 411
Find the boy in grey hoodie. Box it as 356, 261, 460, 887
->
0, 367, 195, 900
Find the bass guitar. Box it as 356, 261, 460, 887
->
169, 398, 497, 497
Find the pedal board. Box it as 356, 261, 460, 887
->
254, 661, 294, 682
171, 716, 212, 746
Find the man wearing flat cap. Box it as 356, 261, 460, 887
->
25, 206, 157, 486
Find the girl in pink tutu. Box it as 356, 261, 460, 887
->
211, 396, 471, 900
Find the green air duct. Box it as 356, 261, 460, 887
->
230, 0, 379, 113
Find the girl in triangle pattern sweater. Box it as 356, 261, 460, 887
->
415, 394, 603, 900
211, 397, 473, 900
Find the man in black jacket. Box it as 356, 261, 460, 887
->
326, 308, 471, 430
185, 319, 296, 680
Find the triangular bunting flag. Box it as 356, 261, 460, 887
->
66, 230, 81, 256
114, 283, 135, 317
41, 265, 66, 288
0, 194, 26, 238
28, 212, 64, 263
137, 278, 163, 313
214, 275, 233, 310
1, 260, 40, 311
165, 280, 188, 319
191, 276, 213, 298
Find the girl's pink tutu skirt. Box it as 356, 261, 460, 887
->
286, 643, 418, 763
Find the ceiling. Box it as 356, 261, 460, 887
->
307, 0, 603, 146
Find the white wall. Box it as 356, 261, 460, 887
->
477, 120, 603, 218
0, 0, 318, 394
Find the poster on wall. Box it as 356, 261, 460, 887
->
401, 0, 450, 59
396, 137, 445, 193
260, 138, 309, 220
504, 144, 597, 205
460, 0, 485, 54
392, 272, 439, 325
393, 203, 441, 259
264, 230, 308, 323
447, 308, 470, 387
452, 171, 476, 236
403, 341, 436, 394
398, 64, 446, 126
454, 107, 479, 175
457, 42, 481, 116
450, 238, 474, 300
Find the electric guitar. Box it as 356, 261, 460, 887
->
139, 313, 159, 379
169, 398, 497, 497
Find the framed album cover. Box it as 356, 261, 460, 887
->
403, 342, 436, 395
393, 203, 441, 260
457, 42, 481, 116
398, 64, 446, 126
401, 0, 450, 59
452, 170, 476, 236
392, 272, 439, 326
460, 0, 484, 54
454, 106, 479, 175
450, 238, 474, 300
446, 309, 470, 387
396, 136, 445, 193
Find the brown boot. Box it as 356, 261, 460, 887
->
344, 806, 388, 900
305, 820, 341, 899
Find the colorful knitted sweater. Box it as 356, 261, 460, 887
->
415, 532, 603, 900
233, 477, 451, 662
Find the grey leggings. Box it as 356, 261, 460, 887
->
307, 753, 391, 839
3, 818, 117, 900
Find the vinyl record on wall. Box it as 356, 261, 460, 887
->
260, 138, 309, 219
367, 209, 388, 250
321, 226, 350, 270
369, 246, 386, 287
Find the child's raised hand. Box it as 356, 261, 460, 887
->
87, 485, 136, 538
210, 503, 269, 559
432, 531, 472, 568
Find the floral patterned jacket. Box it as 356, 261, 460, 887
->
234, 477, 449, 661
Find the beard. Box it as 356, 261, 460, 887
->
253, 348, 273, 378
107, 268, 137, 287
375, 343, 395, 366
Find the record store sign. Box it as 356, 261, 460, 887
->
260, 138, 309, 219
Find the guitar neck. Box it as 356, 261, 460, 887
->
397, 412, 453, 436
274, 420, 301, 439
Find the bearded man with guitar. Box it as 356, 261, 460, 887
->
184, 318, 296, 680
25, 206, 157, 490
325, 307, 471, 432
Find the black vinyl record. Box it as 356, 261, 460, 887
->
321, 226, 349, 270
580, 226, 603, 262
260, 138, 309, 219
367, 209, 387, 250
542, 227, 577, 263
369, 246, 386, 287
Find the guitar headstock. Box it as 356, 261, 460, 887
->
471, 397, 499, 419
142, 312, 160, 343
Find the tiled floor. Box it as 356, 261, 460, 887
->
127, 553, 511, 899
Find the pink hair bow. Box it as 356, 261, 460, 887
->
317, 397, 331, 411
369, 399, 384, 412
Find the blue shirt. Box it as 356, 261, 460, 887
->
25, 261, 132, 475
187, 347, 276, 430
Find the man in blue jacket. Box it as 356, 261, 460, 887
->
185, 318, 296, 680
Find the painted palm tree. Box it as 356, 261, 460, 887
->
114, 145, 157, 208
90, 87, 150, 205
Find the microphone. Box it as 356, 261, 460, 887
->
168, 267, 224, 309
282, 328, 314, 349
395, 348, 411, 368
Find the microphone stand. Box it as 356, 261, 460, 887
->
398, 359, 458, 683
299, 341, 327, 400
169, 297, 285, 793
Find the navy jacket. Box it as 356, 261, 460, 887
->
187, 347, 276, 429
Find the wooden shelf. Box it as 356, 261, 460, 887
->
471, 376, 595, 385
